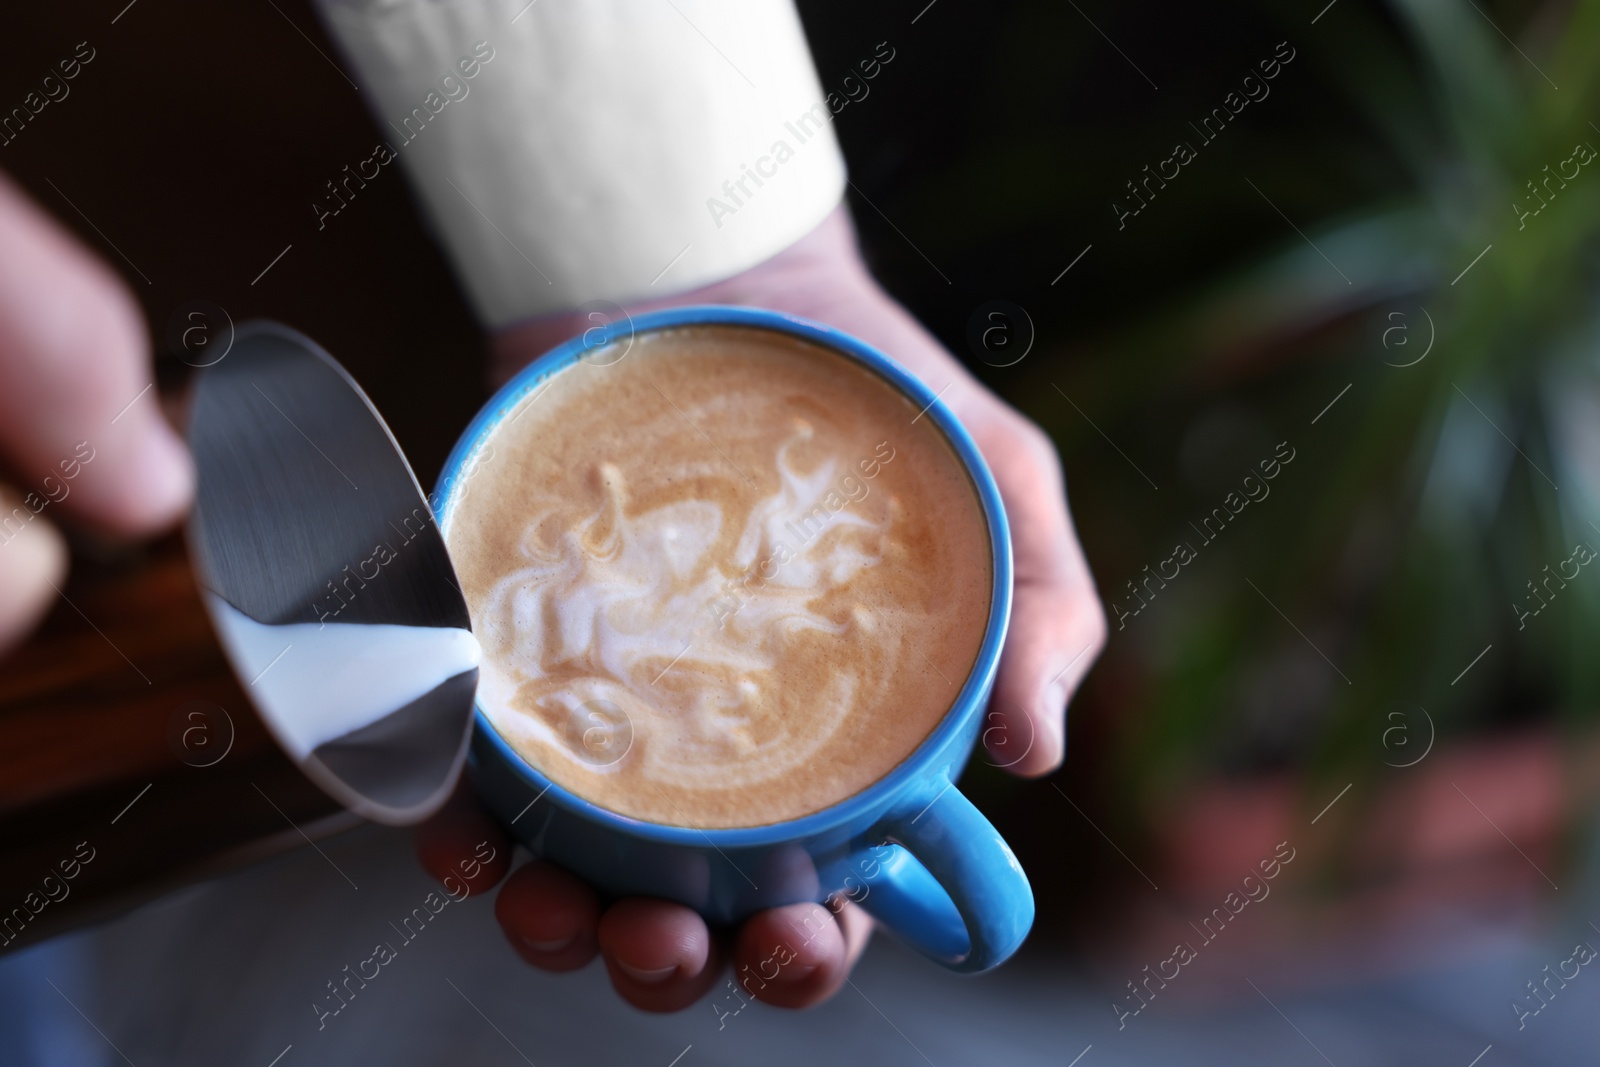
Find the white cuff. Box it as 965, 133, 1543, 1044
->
313, 0, 847, 327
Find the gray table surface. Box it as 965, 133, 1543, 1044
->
2, 822, 1593, 1067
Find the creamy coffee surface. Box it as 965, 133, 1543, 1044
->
446, 325, 992, 828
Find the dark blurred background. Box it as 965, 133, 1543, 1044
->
3, 0, 1599, 1060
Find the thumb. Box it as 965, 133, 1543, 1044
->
974, 412, 1106, 777
0, 171, 191, 537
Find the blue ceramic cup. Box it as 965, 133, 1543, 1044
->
434, 306, 1031, 973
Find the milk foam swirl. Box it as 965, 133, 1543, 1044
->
476, 423, 896, 789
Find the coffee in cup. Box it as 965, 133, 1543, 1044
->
445, 324, 991, 828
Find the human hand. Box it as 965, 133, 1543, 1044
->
421, 205, 1105, 1012
0, 171, 193, 654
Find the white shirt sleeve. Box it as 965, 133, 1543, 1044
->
311, 0, 846, 328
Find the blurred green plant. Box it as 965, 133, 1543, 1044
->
1039, 0, 1600, 840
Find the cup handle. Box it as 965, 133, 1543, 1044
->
847, 777, 1034, 973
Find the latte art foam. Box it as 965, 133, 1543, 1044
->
479, 428, 892, 790
447, 326, 992, 827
